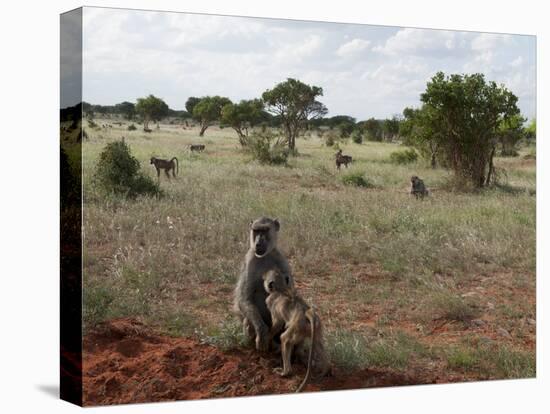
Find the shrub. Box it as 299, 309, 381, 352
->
88, 119, 99, 129
94, 140, 160, 197
351, 129, 363, 144
243, 131, 289, 165
127, 124, 137, 131
390, 148, 418, 164
341, 172, 373, 188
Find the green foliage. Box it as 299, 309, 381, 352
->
135, 94, 169, 130
94, 140, 160, 197
338, 121, 355, 138
341, 171, 373, 188
220, 99, 264, 144
390, 148, 418, 164
185, 96, 201, 115
192, 96, 232, 136
421, 72, 520, 187
262, 78, 327, 150
496, 114, 526, 156
243, 130, 289, 165
115, 101, 136, 120
351, 129, 363, 144
525, 118, 536, 140
202, 318, 248, 351
359, 118, 383, 141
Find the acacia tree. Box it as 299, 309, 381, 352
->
420, 72, 519, 188
262, 78, 327, 151
192, 96, 232, 136
135, 95, 169, 130
220, 99, 264, 145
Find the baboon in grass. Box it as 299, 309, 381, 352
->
233, 217, 293, 352
263, 269, 330, 392
188, 144, 206, 152
150, 157, 178, 181
335, 149, 352, 170
410, 175, 429, 198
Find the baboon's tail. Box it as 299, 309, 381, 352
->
171, 157, 179, 176
296, 308, 315, 393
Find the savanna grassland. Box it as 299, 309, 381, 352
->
80, 119, 535, 403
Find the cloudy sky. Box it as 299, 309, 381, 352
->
82, 7, 536, 120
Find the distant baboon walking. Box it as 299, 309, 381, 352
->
233, 217, 293, 352
335, 149, 352, 170
410, 175, 429, 198
263, 269, 330, 392
188, 144, 206, 152
150, 157, 178, 181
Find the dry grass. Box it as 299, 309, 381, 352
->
81, 119, 535, 380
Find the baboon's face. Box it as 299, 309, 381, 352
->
249, 217, 280, 258
150, 157, 155, 164
411, 176, 419, 184
263, 269, 289, 293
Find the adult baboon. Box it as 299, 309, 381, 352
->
263, 269, 330, 392
233, 217, 293, 352
410, 175, 429, 198
189, 144, 206, 152
335, 149, 352, 170
150, 157, 178, 181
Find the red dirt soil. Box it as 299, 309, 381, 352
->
82, 318, 452, 406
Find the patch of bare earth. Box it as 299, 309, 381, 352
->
83, 318, 438, 406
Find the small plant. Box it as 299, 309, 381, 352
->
341, 171, 373, 188
390, 148, 418, 164
94, 140, 160, 197
201, 318, 247, 351
243, 131, 289, 165
87, 119, 99, 129
127, 124, 137, 131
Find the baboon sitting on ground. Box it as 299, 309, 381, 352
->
150, 157, 178, 181
410, 175, 429, 199
335, 149, 352, 170
263, 269, 330, 392
233, 217, 293, 352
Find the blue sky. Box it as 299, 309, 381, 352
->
82, 7, 536, 120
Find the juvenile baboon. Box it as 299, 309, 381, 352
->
150, 157, 178, 181
410, 175, 429, 198
144, 128, 152, 133
335, 149, 352, 170
263, 269, 330, 392
189, 144, 206, 152
233, 217, 293, 352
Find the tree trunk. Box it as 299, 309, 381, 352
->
486, 145, 496, 186
199, 122, 208, 137
431, 152, 437, 169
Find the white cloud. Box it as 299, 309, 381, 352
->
471, 33, 512, 51
510, 56, 524, 67
336, 38, 371, 58
373, 28, 462, 57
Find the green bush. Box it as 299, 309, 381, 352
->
94, 140, 160, 197
341, 171, 373, 188
351, 129, 363, 144
243, 131, 289, 165
127, 123, 137, 131
88, 119, 99, 129
390, 148, 418, 164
